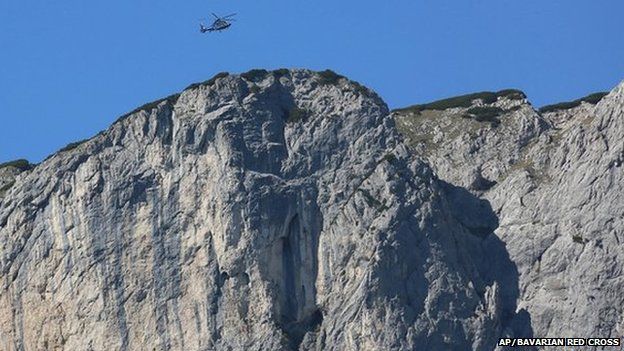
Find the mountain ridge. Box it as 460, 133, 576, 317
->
0, 69, 622, 350
0, 68, 613, 169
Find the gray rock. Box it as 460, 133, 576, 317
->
0, 160, 33, 201
0, 70, 510, 351
395, 82, 624, 343
0, 69, 621, 351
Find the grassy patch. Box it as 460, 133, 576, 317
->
316, 70, 371, 96
572, 234, 585, 244
317, 70, 344, 85
581, 92, 609, 104
393, 89, 525, 114
241, 69, 269, 82
286, 107, 309, 124
496, 89, 527, 100
0, 159, 33, 171
273, 68, 290, 79
463, 106, 504, 126
539, 92, 608, 113
249, 85, 261, 94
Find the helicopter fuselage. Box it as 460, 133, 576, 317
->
201, 22, 231, 33
200, 13, 235, 33
212, 22, 231, 31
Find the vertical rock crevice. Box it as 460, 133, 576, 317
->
279, 213, 323, 349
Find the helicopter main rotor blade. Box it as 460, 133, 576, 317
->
212, 13, 220, 19
222, 13, 237, 18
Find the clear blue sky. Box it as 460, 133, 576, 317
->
1, 0, 623, 163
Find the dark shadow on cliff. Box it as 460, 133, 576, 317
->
249, 182, 325, 350
441, 181, 535, 347
279, 207, 325, 350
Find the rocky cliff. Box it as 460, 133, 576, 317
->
0, 160, 32, 199
0, 69, 622, 350
395, 83, 624, 344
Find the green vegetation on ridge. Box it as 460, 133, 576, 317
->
316, 70, 373, 97
539, 92, 608, 113
0, 159, 33, 171
393, 89, 526, 114
241, 69, 269, 82
318, 70, 344, 85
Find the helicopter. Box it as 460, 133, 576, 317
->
200, 13, 236, 33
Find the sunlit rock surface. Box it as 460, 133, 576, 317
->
0, 69, 622, 350
395, 82, 624, 345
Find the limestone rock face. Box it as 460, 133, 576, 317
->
394, 91, 547, 191
0, 70, 524, 351
0, 161, 32, 200
395, 82, 624, 343
0, 168, 19, 197
1, 69, 622, 351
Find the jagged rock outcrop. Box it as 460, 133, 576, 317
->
0, 70, 527, 350
395, 82, 624, 344
0, 160, 33, 199
394, 90, 547, 191
1, 68, 622, 351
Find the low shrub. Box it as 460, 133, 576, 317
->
273, 68, 290, 79
287, 107, 309, 123
582, 92, 609, 104
393, 89, 525, 114
496, 89, 526, 100
539, 92, 608, 113
463, 106, 504, 126
318, 70, 344, 85
0, 159, 33, 171
241, 69, 269, 82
